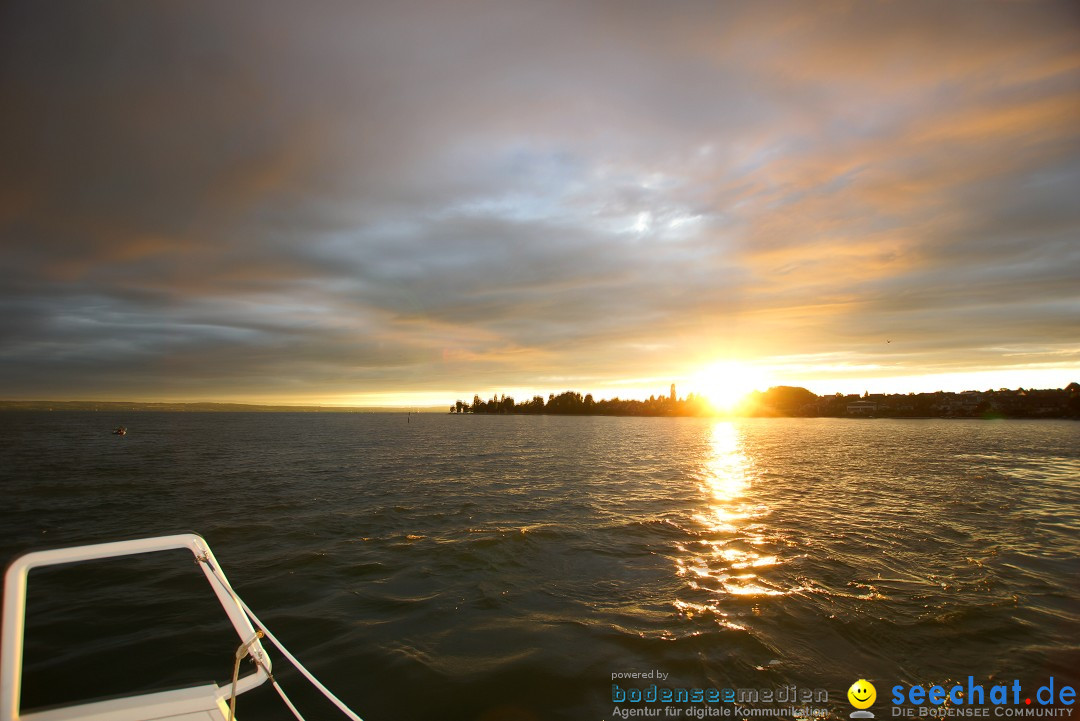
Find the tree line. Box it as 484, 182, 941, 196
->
448, 384, 1080, 418
452, 389, 714, 416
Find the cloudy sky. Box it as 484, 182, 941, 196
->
1, 1, 1078, 405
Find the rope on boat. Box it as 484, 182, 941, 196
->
227, 629, 308, 721
236, 596, 365, 721
197, 555, 366, 721
227, 631, 264, 721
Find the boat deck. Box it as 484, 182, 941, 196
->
16, 685, 232, 721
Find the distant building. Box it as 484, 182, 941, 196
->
670, 384, 676, 402
847, 400, 877, 415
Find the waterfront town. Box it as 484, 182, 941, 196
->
452, 383, 1080, 419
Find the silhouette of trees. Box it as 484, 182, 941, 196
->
450, 383, 1080, 419
744, 386, 818, 416
451, 388, 711, 417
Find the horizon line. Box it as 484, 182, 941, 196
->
2, 381, 1077, 411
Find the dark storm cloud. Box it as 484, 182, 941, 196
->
1, 0, 1078, 401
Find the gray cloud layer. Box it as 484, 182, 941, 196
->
1, 1, 1078, 401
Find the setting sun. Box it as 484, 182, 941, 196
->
690, 362, 773, 413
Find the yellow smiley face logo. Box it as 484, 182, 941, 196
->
848, 679, 876, 709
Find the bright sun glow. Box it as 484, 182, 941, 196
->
691, 361, 772, 412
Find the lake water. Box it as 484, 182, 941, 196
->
1, 413, 1078, 720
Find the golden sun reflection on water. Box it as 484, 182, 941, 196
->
675, 422, 790, 622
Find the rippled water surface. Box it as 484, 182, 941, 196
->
1, 413, 1078, 720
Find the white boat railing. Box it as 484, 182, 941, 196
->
1, 533, 364, 721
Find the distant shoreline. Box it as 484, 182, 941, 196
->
0, 401, 444, 413
450, 385, 1080, 420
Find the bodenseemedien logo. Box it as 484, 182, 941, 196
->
848, 679, 877, 719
